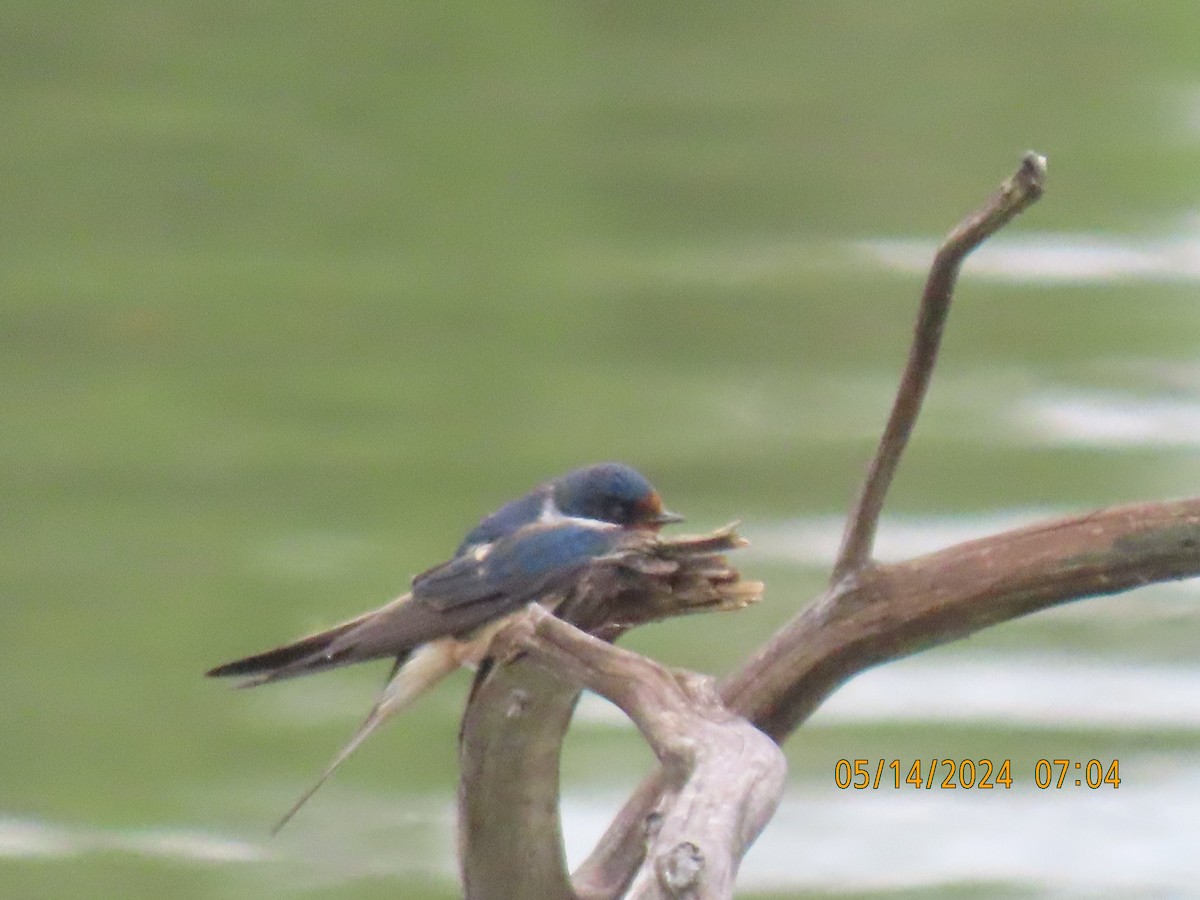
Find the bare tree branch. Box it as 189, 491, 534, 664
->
729, 496, 1200, 737
492, 606, 787, 900
832, 152, 1047, 581
458, 652, 579, 900
455, 151, 1200, 898
575, 496, 1200, 894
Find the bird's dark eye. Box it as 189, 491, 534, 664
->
608, 501, 627, 522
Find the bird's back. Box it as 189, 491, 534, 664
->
455, 487, 548, 554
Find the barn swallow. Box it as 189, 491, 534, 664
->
206, 463, 682, 831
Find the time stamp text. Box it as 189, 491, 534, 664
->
833, 758, 1121, 790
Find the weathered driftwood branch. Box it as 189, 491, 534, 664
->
458, 528, 764, 900
574, 151, 1056, 896
575, 497, 1200, 895
457, 152, 1200, 898
726, 497, 1200, 738
458, 649, 579, 900
491, 606, 786, 900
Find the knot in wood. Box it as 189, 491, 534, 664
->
643, 809, 663, 841
504, 689, 530, 719
655, 841, 704, 896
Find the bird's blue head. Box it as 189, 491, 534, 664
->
552, 463, 684, 529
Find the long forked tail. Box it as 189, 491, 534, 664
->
205, 596, 407, 686
270, 641, 461, 834
205, 619, 366, 685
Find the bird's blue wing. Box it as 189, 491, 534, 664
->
415, 521, 623, 612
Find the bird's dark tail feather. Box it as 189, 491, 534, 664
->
205, 616, 378, 686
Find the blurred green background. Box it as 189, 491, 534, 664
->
5, 2, 1200, 897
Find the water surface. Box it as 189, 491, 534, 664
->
4, 3, 1200, 897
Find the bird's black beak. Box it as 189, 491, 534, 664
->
652, 509, 685, 525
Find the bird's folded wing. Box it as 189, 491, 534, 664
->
413, 520, 623, 611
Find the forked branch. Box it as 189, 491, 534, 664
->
493, 606, 786, 900
458, 152, 1200, 900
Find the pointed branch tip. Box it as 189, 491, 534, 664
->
831, 150, 1047, 581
